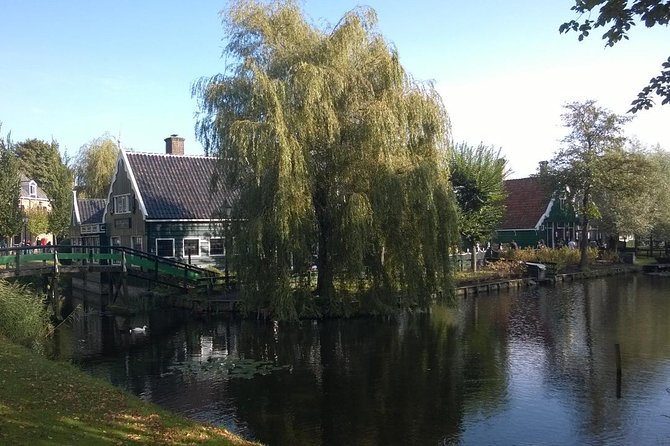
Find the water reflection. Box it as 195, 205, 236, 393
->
55, 275, 670, 445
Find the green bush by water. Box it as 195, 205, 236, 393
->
502, 247, 599, 271
0, 279, 51, 351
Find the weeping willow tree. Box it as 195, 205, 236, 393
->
194, 0, 458, 319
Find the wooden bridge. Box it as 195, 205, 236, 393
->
0, 245, 237, 314
0, 244, 221, 289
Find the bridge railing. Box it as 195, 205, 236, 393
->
0, 244, 218, 288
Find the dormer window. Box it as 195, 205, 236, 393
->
29, 181, 37, 198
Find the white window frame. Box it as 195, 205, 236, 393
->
113, 194, 131, 214
183, 238, 201, 257
29, 181, 37, 198
209, 237, 225, 256
156, 238, 175, 258
131, 236, 143, 252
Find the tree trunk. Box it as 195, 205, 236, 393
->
316, 227, 334, 298
579, 196, 589, 271
314, 191, 334, 299
470, 242, 477, 272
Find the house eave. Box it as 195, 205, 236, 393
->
534, 198, 555, 230
145, 218, 232, 223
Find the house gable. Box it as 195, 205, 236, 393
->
19, 175, 50, 207
499, 177, 553, 230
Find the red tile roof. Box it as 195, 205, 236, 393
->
500, 177, 552, 230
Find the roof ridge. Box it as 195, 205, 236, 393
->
125, 151, 216, 160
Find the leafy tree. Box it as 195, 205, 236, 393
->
25, 206, 49, 242
449, 143, 508, 271
647, 147, 670, 240
560, 0, 670, 112
592, 143, 655, 244
542, 100, 632, 269
75, 134, 118, 198
47, 164, 73, 240
0, 128, 22, 245
13, 139, 73, 240
194, 0, 458, 319
13, 139, 62, 187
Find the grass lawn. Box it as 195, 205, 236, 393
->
0, 338, 260, 446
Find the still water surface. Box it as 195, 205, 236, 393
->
54, 275, 670, 445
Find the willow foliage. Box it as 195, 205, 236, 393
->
75, 134, 119, 199
194, 0, 458, 319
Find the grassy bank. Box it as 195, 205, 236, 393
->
0, 338, 259, 446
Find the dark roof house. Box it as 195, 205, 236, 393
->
20, 175, 50, 202
499, 177, 552, 231
73, 196, 106, 226
70, 193, 107, 244
121, 151, 235, 221
495, 176, 581, 248
103, 135, 234, 265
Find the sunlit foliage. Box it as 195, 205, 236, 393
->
560, 0, 670, 112
0, 127, 22, 243
75, 134, 119, 198
450, 142, 508, 271
542, 100, 634, 268
194, 0, 458, 319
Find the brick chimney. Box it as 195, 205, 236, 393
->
164, 134, 185, 155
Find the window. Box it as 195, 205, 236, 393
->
114, 218, 131, 229
113, 194, 131, 214
29, 181, 37, 198
210, 238, 225, 256
183, 238, 200, 257
156, 238, 175, 257
132, 236, 143, 252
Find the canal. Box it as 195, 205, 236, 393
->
53, 274, 670, 445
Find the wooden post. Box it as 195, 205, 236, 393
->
615, 343, 622, 399
53, 250, 59, 275
51, 274, 60, 319
184, 265, 188, 289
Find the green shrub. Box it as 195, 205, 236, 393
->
0, 279, 51, 351
502, 247, 599, 271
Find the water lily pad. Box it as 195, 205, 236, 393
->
169, 356, 291, 380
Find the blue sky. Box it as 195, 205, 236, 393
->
1, 1, 668, 178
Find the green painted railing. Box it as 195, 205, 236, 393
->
0, 245, 217, 288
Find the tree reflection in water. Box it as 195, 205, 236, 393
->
56, 275, 670, 445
